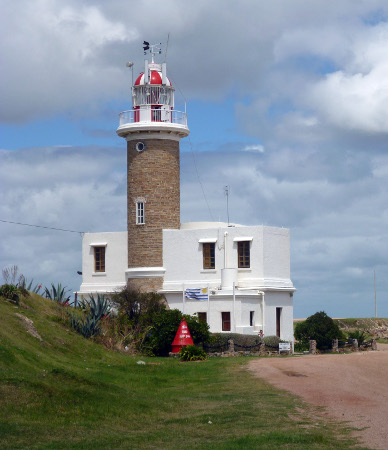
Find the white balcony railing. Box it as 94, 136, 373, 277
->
119, 109, 187, 127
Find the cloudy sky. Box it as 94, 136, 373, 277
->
2, 0, 388, 318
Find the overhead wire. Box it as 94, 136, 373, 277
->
167, 69, 216, 222
0, 219, 84, 236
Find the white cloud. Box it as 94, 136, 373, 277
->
0, 0, 137, 122
243, 144, 265, 153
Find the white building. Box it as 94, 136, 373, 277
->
78, 43, 295, 342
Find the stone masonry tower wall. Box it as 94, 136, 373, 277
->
127, 137, 180, 291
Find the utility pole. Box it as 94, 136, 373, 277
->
374, 269, 377, 318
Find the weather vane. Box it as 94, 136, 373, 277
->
143, 41, 162, 62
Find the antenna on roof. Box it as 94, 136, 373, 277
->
224, 186, 230, 226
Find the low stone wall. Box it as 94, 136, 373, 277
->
206, 340, 286, 357
307, 339, 378, 354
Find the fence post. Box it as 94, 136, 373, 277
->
332, 338, 338, 353
309, 340, 316, 355
351, 338, 359, 351
228, 339, 234, 354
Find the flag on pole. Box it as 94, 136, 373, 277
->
185, 288, 208, 301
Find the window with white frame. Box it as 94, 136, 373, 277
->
136, 201, 145, 224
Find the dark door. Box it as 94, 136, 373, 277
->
276, 307, 282, 337
222, 312, 231, 331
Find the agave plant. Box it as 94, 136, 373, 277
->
88, 294, 111, 321
45, 283, 71, 306
19, 278, 42, 294
68, 294, 110, 339
68, 313, 101, 339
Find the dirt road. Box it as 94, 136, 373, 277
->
249, 345, 388, 449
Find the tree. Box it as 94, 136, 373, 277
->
294, 311, 344, 350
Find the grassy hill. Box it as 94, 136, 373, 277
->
0, 294, 358, 448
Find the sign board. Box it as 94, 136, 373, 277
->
171, 318, 194, 353
279, 342, 291, 354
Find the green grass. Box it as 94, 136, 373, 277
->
0, 294, 360, 449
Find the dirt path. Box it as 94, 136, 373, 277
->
249, 345, 388, 449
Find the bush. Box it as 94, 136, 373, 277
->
0, 284, 21, 304
294, 311, 344, 350
294, 341, 309, 352
208, 333, 262, 351
143, 309, 211, 356
263, 335, 284, 349
348, 330, 367, 345
179, 345, 207, 361
207, 333, 284, 351
111, 288, 166, 330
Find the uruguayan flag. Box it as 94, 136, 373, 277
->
185, 288, 208, 301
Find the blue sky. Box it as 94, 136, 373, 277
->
2, 0, 388, 318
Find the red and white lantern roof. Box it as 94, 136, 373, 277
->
134, 63, 172, 87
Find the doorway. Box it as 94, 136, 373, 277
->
276, 307, 282, 338
222, 312, 231, 331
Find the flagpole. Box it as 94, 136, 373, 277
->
182, 283, 185, 315
232, 281, 236, 333
207, 283, 210, 324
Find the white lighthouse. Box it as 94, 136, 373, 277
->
117, 43, 189, 292
78, 43, 296, 341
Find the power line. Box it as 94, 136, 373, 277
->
0, 219, 84, 235
167, 70, 215, 222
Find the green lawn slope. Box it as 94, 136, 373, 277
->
0, 294, 359, 449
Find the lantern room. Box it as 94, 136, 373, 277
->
132, 61, 174, 123
116, 43, 189, 138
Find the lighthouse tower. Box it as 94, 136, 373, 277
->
117, 43, 189, 292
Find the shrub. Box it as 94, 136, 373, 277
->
143, 309, 211, 356
294, 311, 344, 350
348, 330, 367, 345
179, 345, 207, 361
111, 288, 166, 330
208, 333, 262, 351
0, 284, 21, 304
263, 335, 284, 349
294, 341, 309, 352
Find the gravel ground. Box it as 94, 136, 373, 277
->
249, 344, 388, 449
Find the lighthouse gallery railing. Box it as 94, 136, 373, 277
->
119, 109, 187, 126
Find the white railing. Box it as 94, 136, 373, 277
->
119, 109, 187, 127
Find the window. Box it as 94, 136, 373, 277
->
222, 312, 231, 331
136, 201, 145, 224
94, 247, 105, 272
238, 241, 250, 268
250, 311, 255, 327
198, 312, 207, 323
203, 243, 215, 269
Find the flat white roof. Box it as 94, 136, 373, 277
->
180, 221, 243, 230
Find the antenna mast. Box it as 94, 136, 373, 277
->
224, 186, 230, 226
